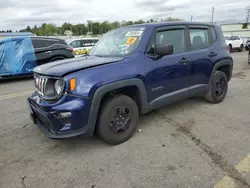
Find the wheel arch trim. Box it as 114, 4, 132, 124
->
86, 78, 149, 135
210, 59, 233, 84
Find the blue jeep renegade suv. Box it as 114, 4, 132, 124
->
27, 22, 233, 145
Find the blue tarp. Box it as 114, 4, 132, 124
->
0, 37, 37, 76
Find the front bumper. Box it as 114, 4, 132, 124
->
27, 93, 93, 139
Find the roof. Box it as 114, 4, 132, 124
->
65, 37, 100, 44
123, 21, 216, 28
0, 32, 35, 36
0, 35, 64, 43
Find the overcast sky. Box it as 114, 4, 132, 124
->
0, 0, 249, 30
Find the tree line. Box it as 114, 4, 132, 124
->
0, 30, 13, 33
16, 17, 182, 36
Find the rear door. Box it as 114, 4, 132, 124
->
32, 38, 53, 65
187, 25, 214, 96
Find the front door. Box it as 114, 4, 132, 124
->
144, 25, 192, 110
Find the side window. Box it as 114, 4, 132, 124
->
32, 39, 49, 48
70, 40, 81, 48
230, 36, 236, 40
210, 27, 217, 43
235, 36, 240, 40
189, 28, 209, 50
47, 40, 58, 46
81, 40, 86, 47
82, 40, 93, 47
155, 29, 186, 54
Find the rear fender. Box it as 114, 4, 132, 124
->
210, 59, 233, 84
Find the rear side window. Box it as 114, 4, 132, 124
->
235, 36, 240, 40
189, 28, 209, 50
155, 29, 186, 54
32, 39, 49, 48
47, 39, 60, 46
210, 27, 217, 43
231, 36, 236, 40
82, 40, 93, 47
92, 39, 99, 44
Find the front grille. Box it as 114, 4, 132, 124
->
34, 75, 48, 96
33, 74, 64, 101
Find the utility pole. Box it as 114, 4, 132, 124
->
246, 8, 250, 23
191, 15, 193, 22
212, 7, 215, 24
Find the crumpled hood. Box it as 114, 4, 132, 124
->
34, 56, 124, 77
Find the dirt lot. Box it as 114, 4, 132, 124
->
1, 51, 250, 188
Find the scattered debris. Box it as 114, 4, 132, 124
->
99, 168, 104, 172
232, 71, 246, 78
137, 129, 142, 132
170, 132, 180, 137
162, 145, 165, 147
91, 185, 96, 188
21, 175, 27, 188
167, 165, 176, 171
23, 124, 28, 128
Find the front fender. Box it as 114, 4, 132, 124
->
85, 78, 150, 135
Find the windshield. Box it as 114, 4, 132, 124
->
89, 26, 146, 57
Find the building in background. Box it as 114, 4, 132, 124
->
221, 23, 250, 41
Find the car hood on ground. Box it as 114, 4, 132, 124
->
34, 56, 124, 77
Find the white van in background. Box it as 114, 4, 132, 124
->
66, 38, 99, 56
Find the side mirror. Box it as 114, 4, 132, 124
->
156, 44, 174, 57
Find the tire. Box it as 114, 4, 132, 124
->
229, 45, 232, 53
238, 44, 243, 52
248, 52, 250, 64
204, 71, 228, 103
97, 95, 139, 145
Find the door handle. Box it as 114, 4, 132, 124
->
209, 52, 217, 57
45, 51, 51, 54
179, 58, 191, 65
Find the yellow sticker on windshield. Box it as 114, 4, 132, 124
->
126, 37, 137, 45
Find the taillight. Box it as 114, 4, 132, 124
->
66, 47, 73, 52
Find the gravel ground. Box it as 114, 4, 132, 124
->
0, 51, 250, 188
